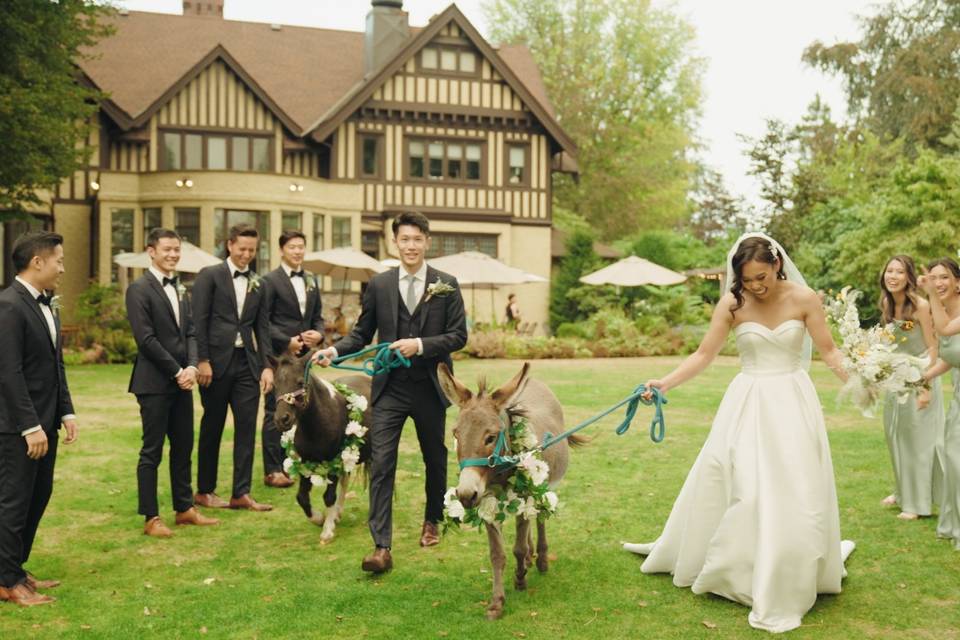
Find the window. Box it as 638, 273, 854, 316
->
440, 50, 457, 71
252, 138, 270, 171
332, 217, 352, 248
184, 134, 202, 170
507, 145, 528, 186
111, 208, 134, 282
408, 138, 483, 183
207, 136, 227, 170
459, 51, 476, 73
143, 207, 162, 246
362, 231, 380, 259
162, 132, 181, 170
312, 213, 325, 251
426, 233, 498, 259
420, 46, 479, 76
232, 137, 249, 171
175, 208, 200, 246
159, 130, 272, 172
282, 211, 302, 231
359, 135, 381, 178
214, 209, 270, 272
422, 47, 438, 69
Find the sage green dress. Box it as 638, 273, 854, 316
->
937, 334, 960, 548
882, 321, 944, 516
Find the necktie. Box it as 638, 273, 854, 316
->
36, 293, 53, 306
234, 270, 250, 279
404, 274, 418, 314
162, 276, 178, 287
290, 270, 305, 278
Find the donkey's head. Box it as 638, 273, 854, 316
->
438, 362, 530, 508
268, 350, 314, 431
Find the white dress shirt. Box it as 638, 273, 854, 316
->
149, 266, 180, 327
15, 276, 76, 437
227, 258, 249, 347
282, 261, 308, 316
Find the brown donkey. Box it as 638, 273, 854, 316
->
438, 362, 584, 620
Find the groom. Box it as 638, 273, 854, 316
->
315, 212, 467, 574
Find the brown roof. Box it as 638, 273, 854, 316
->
80, 7, 562, 140
551, 228, 622, 260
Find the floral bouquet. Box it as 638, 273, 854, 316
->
824, 287, 929, 417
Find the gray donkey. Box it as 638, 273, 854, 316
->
438, 362, 584, 619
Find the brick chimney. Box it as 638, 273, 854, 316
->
183, 1, 224, 18
365, 0, 409, 75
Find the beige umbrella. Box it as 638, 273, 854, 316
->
112, 240, 221, 273
579, 255, 687, 287
428, 251, 546, 322
302, 247, 387, 283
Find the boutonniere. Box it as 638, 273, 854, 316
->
176, 283, 187, 299
247, 272, 263, 293
49, 295, 62, 315
424, 277, 456, 303
305, 271, 317, 293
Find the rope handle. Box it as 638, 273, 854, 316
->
303, 342, 411, 386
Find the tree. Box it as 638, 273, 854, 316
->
549, 230, 598, 332
687, 167, 748, 242
0, 0, 112, 217
483, 0, 704, 239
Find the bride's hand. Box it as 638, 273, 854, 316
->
917, 268, 936, 296
642, 379, 665, 401
916, 388, 931, 410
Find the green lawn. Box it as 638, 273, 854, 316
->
1, 358, 958, 639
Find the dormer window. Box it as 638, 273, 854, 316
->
160, 130, 272, 172
419, 46, 478, 76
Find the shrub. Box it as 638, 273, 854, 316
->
66, 282, 137, 363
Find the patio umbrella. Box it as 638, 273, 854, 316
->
579, 255, 687, 287
112, 240, 221, 273
302, 247, 387, 283
380, 257, 401, 268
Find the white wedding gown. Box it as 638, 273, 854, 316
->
624, 320, 855, 633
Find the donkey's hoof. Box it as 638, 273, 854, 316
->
308, 512, 326, 527
485, 604, 504, 621
536, 558, 549, 574
514, 576, 527, 591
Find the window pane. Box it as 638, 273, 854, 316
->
422, 48, 438, 69
409, 141, 424, 178
252, 138, 270, 171
184, 134, 202, 170
332, 216, 351, 248
143, 207, 162, 247
208, 137, 227, 170
459, 51, 476, 73
362, 231, 379, 259
282, 211, 302, 231
312, 213, 325, 251
232, 136, 249, 171
466, 144, 482, 161
440, 49, 457, 71
175, 207, 200, 247
466, 144, 481, 180
428, 142, 443, 179
448, 144, 463, 160
162, 132, 181, 170
509, 146, 525, 184
362, 137, 378, 176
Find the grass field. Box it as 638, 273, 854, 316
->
0, 357, 958, 639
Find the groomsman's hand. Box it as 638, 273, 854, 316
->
288, 336, 304, 354
197, 361, 213, 387
260, 368, 274, 394
63, 418, 79, 444
177, 367, 197, 391
25, 430, 48, 460
301, 330, 323, 348
313, 348, 335, 368
389, 338, 420, 358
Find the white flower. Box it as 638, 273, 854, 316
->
280, 425, 296, 446
443, 487, 459, 507
519, 454, 550, 486
310, 475, 329, 487
517, 428, 538, 451
445, 498, 466, 520
345, 420, 367, 438
477, 494, 499, 523
544, 491, 559, 511
341, 446, 361, 473
347, 394, 368, 413
282, 457, 294, 473
518, 497, 539, 520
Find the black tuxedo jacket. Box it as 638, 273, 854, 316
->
261, 267, 323, 356
126, 273, 199, 395
0, 281, 74, 434
334, 266, 467, 407
192, 262, 271, 379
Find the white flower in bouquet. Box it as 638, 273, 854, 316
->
345, 420, 367, 438
544, 491, 559, 511
341, 446, 361, 473
282, 457, 294, 473
280, 425, 296, 446
477, 494, 499, 524
518, 497, 539, 520
519, 454, 550, 486
444, 496, 466, 520
347, 394, 368, 413
310, 475, 330, 487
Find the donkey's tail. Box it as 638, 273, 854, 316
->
566, 433, 590, 448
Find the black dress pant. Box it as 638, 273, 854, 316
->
136, 390, 195, 518
0, 430, 59, 588
197, 348, 260, 498
368, 375, 447, 549
261, 390, 284, 475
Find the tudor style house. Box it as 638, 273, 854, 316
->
0, 0, 577, 331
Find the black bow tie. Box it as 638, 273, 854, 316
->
162, 276, 178, 288
289, 270, 305, 278
234, 270, 250, 279
36, 293, 53, 306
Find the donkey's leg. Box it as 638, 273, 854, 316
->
536, 520, 549, 573
485, 522, 507, 620
526, 525, 534, 569
513, 516, 532, 591
320, 474, 351, 543
297, 476, 323, 526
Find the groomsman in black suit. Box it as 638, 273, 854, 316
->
260, 229, 324, 488
126, 228, 219, 537
193, 224, 275, 511
0, 232, 77, 606
315, 212, 467, 574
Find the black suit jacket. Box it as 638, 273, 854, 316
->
192, 262, 271, 379
126, 273, 199, 395
334, 266, 467, 407
0, 281, 74, 434
261, 266, 323, 355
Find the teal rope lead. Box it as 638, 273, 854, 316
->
303, 343, 410, 387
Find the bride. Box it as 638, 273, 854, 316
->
624, 233, 855, 633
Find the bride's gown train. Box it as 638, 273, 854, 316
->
624, 320, 855, 634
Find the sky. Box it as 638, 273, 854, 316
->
113, 0, 877, 207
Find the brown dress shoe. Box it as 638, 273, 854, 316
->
144, 516, 173, 538
229, 494, 273, 511
361, 547, 393, 574
194, 492, 230, 508
0, 583, 55, 606
175, 506, 220, 526
25, 572, 60, 590
420, 521, 440, 547
264, 472, 295, 488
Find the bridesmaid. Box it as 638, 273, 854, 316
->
878, 255, 943, 520
919, 257, 960, 548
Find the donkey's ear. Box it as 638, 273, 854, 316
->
437, 362, 471, 407
491, 362, 530, 410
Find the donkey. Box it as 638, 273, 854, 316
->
437, 362, 584, 620
270, 351, 372, 543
